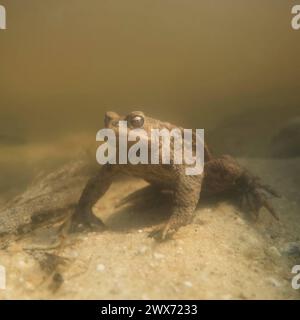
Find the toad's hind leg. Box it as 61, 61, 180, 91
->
203, 155, 280, 220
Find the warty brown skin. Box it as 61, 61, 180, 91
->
70, 111, 279, 240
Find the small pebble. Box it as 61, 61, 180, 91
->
153, 252, 165, 260
18, 260, 27, 268
137, 246, 148, 254
176, 247, 183, 254
183, 281, 193, 288
96, 264, 106, 272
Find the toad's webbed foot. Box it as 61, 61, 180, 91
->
204, 155, 280, 221
237, 172, 280, 220
148, 213, 193, 241
69, 208, 106, 233
148, 226, 172, 241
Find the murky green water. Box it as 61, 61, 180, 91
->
0, 0, 299, 198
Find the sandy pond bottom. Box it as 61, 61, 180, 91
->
0, 158, 300, 299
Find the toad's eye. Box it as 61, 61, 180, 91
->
130, 115, 144, 128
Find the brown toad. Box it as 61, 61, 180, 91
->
70, 111, 279, 239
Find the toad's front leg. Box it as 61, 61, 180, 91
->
69, 164, 117, 232
150, 174, 202, 241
